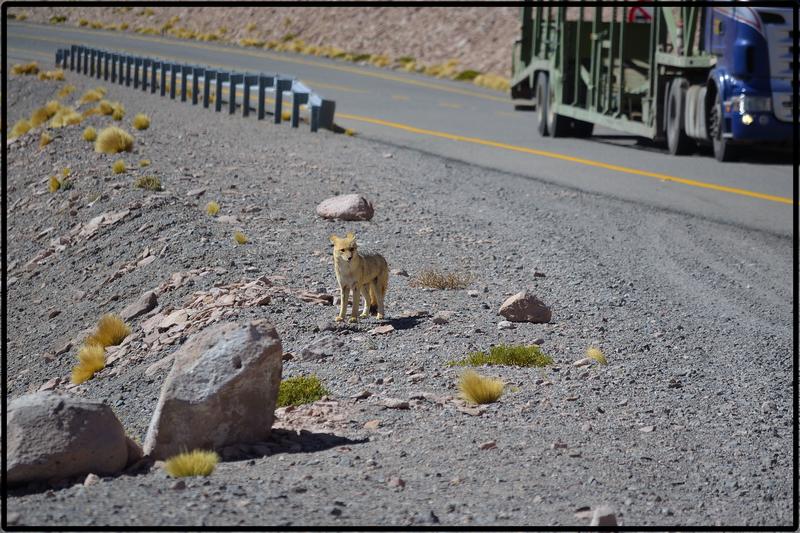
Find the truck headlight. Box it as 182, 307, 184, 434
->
732, 95, 772, 113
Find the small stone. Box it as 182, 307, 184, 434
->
580, 422, 592, 432
590, 505, 617, 526
37, 377, 60, 392
369, 325, 395, 335
761, 401, 776, 413
171, 480, 186, 490
315, 194, 374, 221
83, 473, 100, 486
352, 390, 372, 400
639, 425, 655, 433
186, 187, 206, 198
479, 440, 497, 450
363, 419, 381, 430
388, 476, 406, 488
497, 320, 515, 330
391, 269, 408, 277
432, 311, 453, 325
551, 441, 568, 449
498, 291, 551, 323
573, 358, 592, 367
48, 309, 61, 319
382, 398, 409, 410
466, 290, 479, 297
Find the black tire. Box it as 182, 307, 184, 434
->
666, 78, 694, 155
709, 87, 739, 162
546, 75, 571, 137
536, 72, 549, 136
571, 120, 594, 138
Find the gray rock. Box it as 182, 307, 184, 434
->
120, 290, 158, 321
497, 320, 515, 330
7, 392, 130, 485
432, 311, 453, 325
590, 505, 617, 526
498, 291, 552, 323
143, 320, 283, 460
315, 194, 374, 221
299, 336, 345, 361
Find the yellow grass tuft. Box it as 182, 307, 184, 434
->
71, 344, 106, 384
98, 100, 114, 115
164, 450, 219, 478
38, 69, 65, 81
95, 126, 134, 154
78, 88, 105, 105
57, 84, 76, 99
233, 231, 248, 245
83, 126, 97, 142
458, 370, 504, 405
30, 107, 51, 127
132, 113, 150, 130
206, 201, 220, 216
49, 106, 82, 128
49, 175, 61, 193
85, 314, 131, 348
473, 73, 510, 92
410, 268, 473, 290
139, 159, 151, 167
39, 132, 53, 149
134, 175, 162, 191
111, 103, 126, 121
12, 62, 39, 75
45, 100, 62, 116
586, 346, 608, 365
344, 128, 356, 136
62, 167, 71, 177
112, 159, 127, 174
79, 18, 89, 26
10, 119, 32, 139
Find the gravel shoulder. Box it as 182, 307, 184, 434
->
4, 69, 794, 528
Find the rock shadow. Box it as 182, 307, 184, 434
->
219, 428, 368, 462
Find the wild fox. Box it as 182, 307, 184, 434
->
330, 232, 389, 322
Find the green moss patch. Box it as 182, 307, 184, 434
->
277, 375, 329, 407
448, 344, 552, 368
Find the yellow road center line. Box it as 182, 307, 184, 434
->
336, 113, 794, 206
10, 23, 509, 104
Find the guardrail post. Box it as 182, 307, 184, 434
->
151, 61, 158, 94
319, 99, 336, 131
125, 56, 133, 86
215, 72, 229, 112
169, 63, 177, 99
192, 67, 201, 105
133, 57, 141, 89
228, 73, 243, 114
102, 51, 109, 80
55, 49, 62, 67
181, 65, 190, 102
203, 69, 215, 108
83, 48, 89, 75
243, 74, 257, 117
257, 75, 273, 120
70, 44, 76, 71
111, 54, 117, 82
142, 59, 151, 91
292, 92, 309, 128
63, 49, 69, 69
160, 62, 167, 96
89, 49, 96, 77
274, 78, 292, 124
310, 105, 320, 132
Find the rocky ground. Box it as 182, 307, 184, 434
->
4, 67, 794, 527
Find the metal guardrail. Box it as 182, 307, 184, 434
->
55, 44, 336, 132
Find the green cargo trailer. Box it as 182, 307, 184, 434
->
510, 4, 719, 154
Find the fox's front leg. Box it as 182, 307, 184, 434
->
336, 285, 350, 322
349, 286, 361, 323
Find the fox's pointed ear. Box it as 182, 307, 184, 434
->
345, 232, 355, 240
329, 234, 338, 244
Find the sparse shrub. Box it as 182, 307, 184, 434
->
45, 100, 62, 116
205, 201, 220, 216
49, 15, 67, 24
135, 176, 162, 191
132, 113, 150, 130
39, 132, 53, 148
10, 119, 32, 139
410, 268, 473, 290
94, 126, 133, 154
11, 62, 39, 75
233, 231, 248, 245
586, 346, 608, 365
351, 53, 371, 63
111, 102, 126, 121
473, 73, 510, 92
81, 107, 101, 118
83, 126, 97, 141
70, 344, 106, 384
85, 314, 131, 348
454, 69, 481, 81
38, 69, 65, 81
240, 38, 265, 47
245, 22, 258, 32
60, 179, 73, 190
112, 159, 126, 174
458, 369, 504, 405
449, 344, 553, 368
139, 159, 151, 167
78, 18, 89, 26
277, 375, 329, 407
164, 450, 219, 477
98, 100, 114, 115
49, 106, 82, 128
396, 56, 415, 64
78, 88, 105, 105
49, 175, 61, 193
62, 167, 71, 177
89, 21, 103, 29
57, 84, 76, 98
30, 107, 51, 127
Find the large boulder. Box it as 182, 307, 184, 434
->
315, 194, 374, 221
498, 291, 552, 323
6, 392, 130, 485
143, 320, 283, 460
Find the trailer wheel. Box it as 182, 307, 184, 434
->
546, 76, 571, 137
535, 73, 549, 136
666, 78, 694, 155
709, 88, 739, 162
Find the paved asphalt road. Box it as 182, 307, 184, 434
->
6, 21, 796, 236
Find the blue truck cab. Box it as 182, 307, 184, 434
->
704, 5, 794, 160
